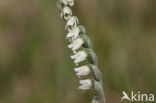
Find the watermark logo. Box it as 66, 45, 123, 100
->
121, 91, 155, 102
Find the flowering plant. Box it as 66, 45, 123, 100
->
56, 0, 106, 103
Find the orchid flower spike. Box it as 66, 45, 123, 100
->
74, 65, 90, 77
65, 16, 79, 32
70, 50, 88, 65
56, 0, 106, 102
61, 6, 72, 20
79, 79, 92, 90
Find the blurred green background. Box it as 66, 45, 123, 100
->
0, 0, 156, 103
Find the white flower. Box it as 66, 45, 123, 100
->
62, 0, 74, 6
68, 37, 84, 53
61, 6, 72, 20
70, 51, 87, 65
74, 65, 90, 77
65, 16, 79, 32
79, 79, 92, 90
68, 0, 74, 6
66, 26, 80, 42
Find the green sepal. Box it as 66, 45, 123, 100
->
77, 25, 86, 35
84, 49, 98, 65
80, 35, 93, 49
89, 64, 102, 83
93, 80, 106, 103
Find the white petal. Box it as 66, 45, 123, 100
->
80, 79, 91, 84
74, 56, 86, 65
72, 27, 80, 40
73, 51, 77, 54
78, 85, 90, 90
72, 40, 83, 51
68, 37, 84, 51
74, 65, 90, 76
66, 32, 73, 39
66, 27, 80, 42
71, 51, 87, 65
63, 6, 72, 15
79, 79, 92, 90
67, 18, 74, 26
67, 43, 73, 48
70, 55, 76, 59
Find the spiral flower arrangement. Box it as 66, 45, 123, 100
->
56, 0, 106, 103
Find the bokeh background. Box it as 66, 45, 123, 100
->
0, 0, 156, 103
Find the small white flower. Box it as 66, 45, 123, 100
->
68, 37, 84, 53
66, 26, 80, 42
61, 6, 72, 20
65, 16, 79, 32
79, 79, 92, 90
74, 65, 90, 77
70, 51, 87, 65
68, 0, 74, 6
62, 0, 74, 6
